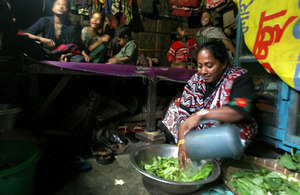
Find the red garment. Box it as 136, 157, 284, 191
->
51, 44, 81, 55
167, 39, 198, 63
172, 9, 192, 17
169, 0, 199, 7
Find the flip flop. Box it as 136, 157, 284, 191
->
118, 126, 145, 133
108, 134, 130, 154
99, 135, 129, 154
91, 143, 114, 165
95, 154, 114, 165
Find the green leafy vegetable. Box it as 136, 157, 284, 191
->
280, 154, 298, 171
228, 166, 300, 195
280, 149, 300, 172
142, 156, 213, 182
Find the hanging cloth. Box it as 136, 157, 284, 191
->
121, 0, 133, 25
92, 0, 99, 13
73, 0, 93, 9
206, 0, 226, 9
111, 0, 122, 15
105, 0, 112, 14
111, 0, 133, 25
169, 0, 200, 18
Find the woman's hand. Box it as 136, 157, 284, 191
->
178, 144, 192, 169
89, 34, 111, 52
21, 33, 55, 49
177, 123, 193, 169
107, 58, 123, 64
40, 37, 56, 49
82, 50, 90, 62
185, 112, 203, 129
177, 110, 208, 169
100, 34, 110, 43
60, 53, 73, 62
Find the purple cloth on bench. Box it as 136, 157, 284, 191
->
40, 61, 197, 82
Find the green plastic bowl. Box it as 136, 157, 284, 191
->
0, 141, 41, 195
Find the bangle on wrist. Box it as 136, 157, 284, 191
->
177, 139, 185, 147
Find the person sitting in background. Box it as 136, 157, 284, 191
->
196, 10, 236, 62
148, 56, 160, 67
136, 54, 161, 67
107, 25, 138, 65
162, 41, 257, 168
22, 0, 83, 62
167, 26, 198, 69
81, 11, 111, 63
105, 14, 122, 60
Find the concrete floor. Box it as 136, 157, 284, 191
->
33, 138, 224, 195
1, 129, 284, 195
38, 141, 152, 195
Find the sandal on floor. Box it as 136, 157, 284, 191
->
108, 134, 130, 154
110, 142, 128, 154
95, 128, 130, 155
118, 125, 145, 133
91, 143, 114, 165
95, 154, 114, 165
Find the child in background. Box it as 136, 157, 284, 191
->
137, 54, 160, 67
104, 14, 122, 61
167, 26, 198, 69
81, 11, 110, 63
148, 56, 160, 67
107, 25, 138, 65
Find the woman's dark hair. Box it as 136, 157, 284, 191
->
201, 9, 212, 26
170, 26, 179, 42
199, 41, 229, 65
115, 25, 131, 38
202, 9, 211, 16
152, 57, 161, 66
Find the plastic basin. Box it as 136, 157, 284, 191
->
0, 141, 41, 195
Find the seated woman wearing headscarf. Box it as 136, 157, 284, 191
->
196, 10, 236, 62
161, 41, 257, 168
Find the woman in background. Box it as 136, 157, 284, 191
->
196, 10, 236, 62
81, 11, 111, 63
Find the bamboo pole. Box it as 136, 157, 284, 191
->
155, 20, 160, 57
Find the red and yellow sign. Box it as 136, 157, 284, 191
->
234, 0, 300, 90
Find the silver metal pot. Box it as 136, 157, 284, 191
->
130, 144, 221, 194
